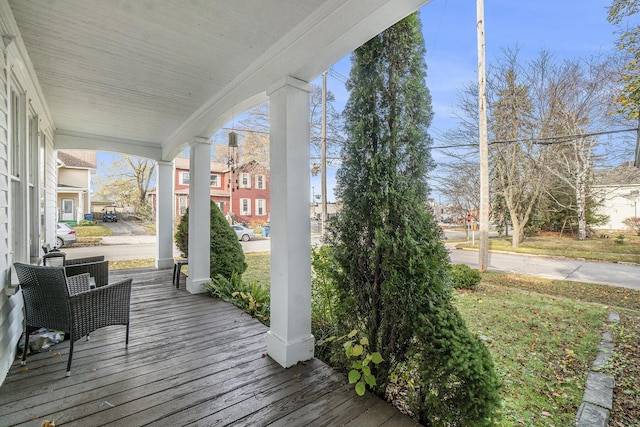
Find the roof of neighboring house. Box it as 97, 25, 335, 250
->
91, 195, 116, 204
174, 157, 228, 173
594, 162, 640, 186
57, 150, 97, 169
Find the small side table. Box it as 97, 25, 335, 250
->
173, 260, 188, 289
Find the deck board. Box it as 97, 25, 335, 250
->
0, 268, 418, 426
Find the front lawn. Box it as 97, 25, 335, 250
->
457, 233, 640, 264
73, 224, 113, 237
455, 280, 607, 425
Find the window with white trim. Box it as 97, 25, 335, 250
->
178, 196, 188, 215
214, 201, 224, 213
240, 198, 251, 215
210, 173, 220, 187
240, 173, 250, 188
255, 174, 265, 189
256, 199, 266, 216
180, 171, 190, 185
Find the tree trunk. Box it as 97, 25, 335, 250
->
511, 217, 521, 248
575, 172, 587, 241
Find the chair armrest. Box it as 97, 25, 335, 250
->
67, 273, 92, 295
65, 260, 109, 287
65, 256, 105, 265
68, 278, 132, 340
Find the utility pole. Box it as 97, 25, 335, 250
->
477, 0, 489, 271
321, 70, 328, 237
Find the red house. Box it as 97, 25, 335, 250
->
172, 157, 270, 225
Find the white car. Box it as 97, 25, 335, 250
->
233, 225, 255, 242
56, 222, 77, 247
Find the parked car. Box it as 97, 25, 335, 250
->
103, 206, 118, 222
233, 225, 255, 242
56, 222, 77, 247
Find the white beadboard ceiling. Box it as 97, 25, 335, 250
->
7, 0, 429, 160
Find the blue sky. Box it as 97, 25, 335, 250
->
99, 1, 618, 202
310, 0, 617, 201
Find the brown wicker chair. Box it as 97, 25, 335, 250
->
14, 263, 132, 377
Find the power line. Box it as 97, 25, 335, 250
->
489, 127, 638, 145
221, 127, 269, 135
328, 67, 348, 83
430, 127, 638, 150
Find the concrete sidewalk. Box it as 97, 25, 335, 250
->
98, 235, 157, 245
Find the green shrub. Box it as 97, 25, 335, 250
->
410, 304, 502, 426
174, 202, 247, 279
77, 219, 93, 226
175, 212, 189, 257
450, 264, 482, 290
614, 234, 625, 245
311, 246, 349, 364
203, 272, 270, 325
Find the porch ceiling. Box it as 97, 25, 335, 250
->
6, 0, 430, 161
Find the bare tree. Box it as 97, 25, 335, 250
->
489, 51, 551, 247
213, 85, 344, 171
535, 57, 616, 239
95, 155, 156, 219
436, 161, 481, 221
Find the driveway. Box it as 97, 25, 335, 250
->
101, 220, 149, 236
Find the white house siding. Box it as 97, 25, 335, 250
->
0, 3, 58, 384
593, 184, 640, 231
0, 26, 22, 386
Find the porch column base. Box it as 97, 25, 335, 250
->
186, 276, 209, 294
155, 258, 174, 269
266, 331, 314, 368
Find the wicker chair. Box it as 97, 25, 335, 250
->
14, 263, 132, 377
42, 254, 109, 287
64, 258, 109, 287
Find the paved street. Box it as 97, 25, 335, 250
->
448, 243, 640, 291
64, 222, 640, 291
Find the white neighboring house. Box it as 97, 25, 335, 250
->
56, 150, 95, 223
593, 184, 640, 230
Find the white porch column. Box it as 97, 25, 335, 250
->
186, 138, 212, 294
155, 160, 174, 269
266, 76, 314, 368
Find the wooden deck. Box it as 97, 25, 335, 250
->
0, 268, 418, 426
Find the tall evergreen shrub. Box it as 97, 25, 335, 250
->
327, 12, 501, 425
174, 202, 247, 279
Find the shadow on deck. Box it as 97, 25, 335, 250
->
0, 267, 418, 426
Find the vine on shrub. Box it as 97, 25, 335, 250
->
319, 330, 383, 396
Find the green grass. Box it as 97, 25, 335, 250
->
110, 258, 155, 270
482, 271, 640, 312
456, 280, 607, 425
457, 233, 640, 264
243, 251, 271, 287
74, 225, 113, 237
